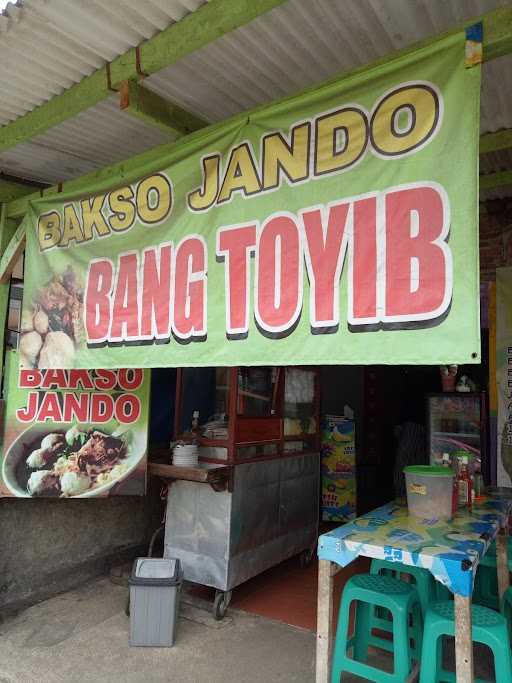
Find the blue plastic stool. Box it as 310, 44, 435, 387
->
419, 600, 512, 683
331, 573, 422, 683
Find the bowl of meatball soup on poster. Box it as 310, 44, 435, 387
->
2, 420, 147, 498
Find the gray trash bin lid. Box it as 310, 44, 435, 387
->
129, 557, 182, 586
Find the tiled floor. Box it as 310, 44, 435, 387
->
188, 555, 370, 631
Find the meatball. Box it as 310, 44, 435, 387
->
38, 331, 75, 368
27, 470, 59, 496
34, 309, 49, 335
40, 433, 64, 451
60, 471, 91, 497
20, 310, 34, 333
19, 331, 43, 367
26, 447, 52, 469
65, 425, 84, 446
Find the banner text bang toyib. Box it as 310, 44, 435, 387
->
21, 33, 481, 369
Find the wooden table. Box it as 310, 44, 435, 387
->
316, 494, 512, 683
148, 461, 232, 491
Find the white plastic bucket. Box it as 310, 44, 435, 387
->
404, 465, 454, 520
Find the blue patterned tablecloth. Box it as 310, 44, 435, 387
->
318, 495, 512, 596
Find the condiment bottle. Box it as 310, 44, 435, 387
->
191, 410, 200, 442
457, 454, 472, 510
473, 460, 484, 499
442, 452, 458, 516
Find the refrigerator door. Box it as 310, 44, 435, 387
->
427, 393, 483, 467
321, 416, 356, 521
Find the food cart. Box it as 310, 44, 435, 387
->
152, 366, 320, 619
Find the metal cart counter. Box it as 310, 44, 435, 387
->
158, 453, 318, 618
154, 365, 321, 619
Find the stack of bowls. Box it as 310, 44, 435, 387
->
172, 444, 199, 467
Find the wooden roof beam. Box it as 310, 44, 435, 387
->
0, 174, 46, 202
480, 170, 512, 191
119, 80, 207, 138
480, 128, 512, 155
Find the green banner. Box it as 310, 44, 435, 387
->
0, 349, 150, 497
20, 33, 480, 369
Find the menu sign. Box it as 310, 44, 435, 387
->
0, 350, 150, 497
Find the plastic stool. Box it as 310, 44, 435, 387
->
473, 544, 512, 611
500, 586, 512, 641
473, 539, 512, 610
331, 573, 422, 683
473, 559, 500, 610
370, 559, 437, 615
419, 600, 512, 683
485, 538, 512, 560
435, 582, 452, 601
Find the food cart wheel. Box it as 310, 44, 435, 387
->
213, 590, 232, 620
299, 548, 315, 568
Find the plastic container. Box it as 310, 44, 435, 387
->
403, 465, 455, 520
129, 557, 183, 647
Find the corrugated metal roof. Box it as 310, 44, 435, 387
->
145, 0, 511, 134
0, 97, 173, 184
0, 0, 207, 125
1, 0, 511, 195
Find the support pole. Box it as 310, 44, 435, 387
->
454, 594, 474, 683
496, 530, 510, 601
0, 221, 26, 284
0, 204, 18, 383
316, 559, 334, 683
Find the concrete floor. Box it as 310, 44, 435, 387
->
0, 573, 497, 683
0, 577, 316, 683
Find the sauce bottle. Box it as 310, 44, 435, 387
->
443, 452, 458, 516
457, 454, 473, 510
473, 460, 484, 500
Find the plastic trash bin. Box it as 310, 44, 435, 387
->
129, 557, 183, 647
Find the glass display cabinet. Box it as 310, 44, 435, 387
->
174, 366, 320, 463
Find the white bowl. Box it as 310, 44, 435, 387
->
2, 422, 147, 498
172, 455, 199, 467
